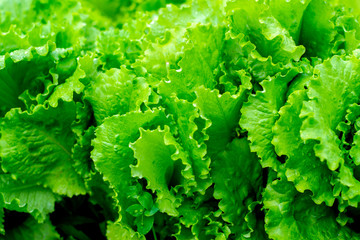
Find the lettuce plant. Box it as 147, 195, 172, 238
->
1, 0, 360, 239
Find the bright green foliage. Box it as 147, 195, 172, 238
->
130, 127, 182, 216
0, 102, 86, 197
0, 174, 57, 223
263, 178, 358, 240
194, 86, 246, 156
272, 90, 335, 206
212, 138, 265, 239
84, 67, 151, 124
107, 221, 145, 240
1, 0, 360, 239
240, 69, 299, 171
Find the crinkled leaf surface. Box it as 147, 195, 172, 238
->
92, 109, 168, 223
300, 55, 360, 171
272, 90, 335, 206
130, 127, 183, 216
1, 0, 360, 239
85, 67, 151, 124
263, 179, 359, 240
212, 138, 264, 239
240, 68, 299, 170
0, 174, 56, 223
0, 102, 86, 197
194, 86, 246, 156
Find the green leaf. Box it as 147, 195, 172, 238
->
297, 55, 360, 211
272, 89, 335, 206
0, 102, 86, 197
299, 0, 337, 59
332, 163, 360, 211
144, 205, 159, 217
175, 200, 231, 240
300, 55, 360, 171
0, 174, 57, 223
139, 30, 186, 81
92, 109, 168, 223
227, 0, 305, 64
146, 0, 225, 39
85, 67, 151, 124
158, 24, 225, 101
240, 68, 299, 170
138, 192, 153, 210
72, 124, 95, 180
0, 25, 31, 55
106, 221, 145, 240
350, 130, 360, 165
243, 201, 268, 240
0, 43, 56, 116
130, 127, 184, 216
263, 178, 359, 240
126, 204, 144, 217
164, 96, 210, 195
95, 28, 127, 69
85, 172, 118, 221
222, 33, 283, 82
268, 0, 312, 43
47, 57, 85, 108
337, 103, 360, 149
194, 86, 247, 156
135, 215, 155, 235
212, 138, 264, 238
336, 15, 360, 54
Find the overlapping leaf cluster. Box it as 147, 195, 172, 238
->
1, 0, 360, 239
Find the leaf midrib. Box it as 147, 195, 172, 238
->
36, 126, 72, 157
